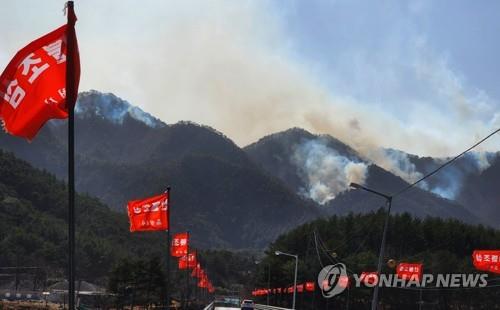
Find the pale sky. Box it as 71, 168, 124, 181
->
1, 0, 499, 156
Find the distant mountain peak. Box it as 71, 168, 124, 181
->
76, 90, 165, 128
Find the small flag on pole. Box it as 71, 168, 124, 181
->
171, 232, 189, 257
396, 262, 423, 281
127, 193, 169, 232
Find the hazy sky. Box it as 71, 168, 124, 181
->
1, 0, 499, 156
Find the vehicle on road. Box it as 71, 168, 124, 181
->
214, 296, 241, 310
241, 299, 254, 309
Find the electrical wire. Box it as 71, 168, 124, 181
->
392, 128, 500, 198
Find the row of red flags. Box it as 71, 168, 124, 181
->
252, 282, 316, 296
126, 192, 214, 293
173, 236, 215, 293
253, 256, 497, 297
252, 263, 422, 296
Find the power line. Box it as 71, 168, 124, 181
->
392, 128, 500, 198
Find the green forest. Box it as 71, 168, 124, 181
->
2, 149, 500, 309
252, 211, 500, 309
0, 150, 255, 307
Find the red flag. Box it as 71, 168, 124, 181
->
198, 277, 209, 288
178, 252, 197, 269
127, 193, 169, 232
171, 232, 189, 257
191, 264, 203, 278
396, 263, 423, 281
305, 282, 315, 292
472, 250, 500, 273
0, 19, 80, 140
296, 284, 304, 293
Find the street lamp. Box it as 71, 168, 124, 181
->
350, 182, 392, 310
275, 251, 299, 310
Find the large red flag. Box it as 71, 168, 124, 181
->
0, 21, 80, 140
127, 193, 169, 232
171, 232, 189, 257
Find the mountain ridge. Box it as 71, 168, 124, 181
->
0, 90, 496, 249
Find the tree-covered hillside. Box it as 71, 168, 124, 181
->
0, 150, 256, 304
252, 211, 500, 309
0, 150, 167, 284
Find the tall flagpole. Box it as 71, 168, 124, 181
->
66, 2, 77, 309
185, 231, 190, 310
166, 187, 171, 309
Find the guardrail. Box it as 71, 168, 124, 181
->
254, 304, 293, 310
203, 302, 214, 310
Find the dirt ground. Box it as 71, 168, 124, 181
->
0, 301, 61, 310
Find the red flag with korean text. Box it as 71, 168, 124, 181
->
0, 18, 80, 140
178, 252, 197, 269
472, 250, 500, 273
171, 232, 189, 257
396, 263, 423, 280
127, 193, 169, 232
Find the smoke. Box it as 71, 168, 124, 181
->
292, 136, 496, 204
363, 148, 423, 184
418, 151, 493, 200
293, 139, 368, 205
76, 91, 162, 128
470, 152, 492, 172
2, 1, 498, 158
60, 1, 499, 158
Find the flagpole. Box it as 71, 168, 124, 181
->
66, 2, 77, 309
166, 187, 171, 310
185, 231, 190, 310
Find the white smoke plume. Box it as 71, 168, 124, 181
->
2, 1, 498, 158
293, 139, 368, 205
364, 148, 423, 184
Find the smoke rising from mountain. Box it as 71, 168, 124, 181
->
363, 148, 423, 184
1, 1, 498, 159
293, 139, 367, 204
55, 1, 496, 159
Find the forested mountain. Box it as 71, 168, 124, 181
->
245, 128, 483, 225
457, 155, 500, 227
0, 151, 260, 301
0, 90, 497, 249
0, 91, 321, 249
252, 211, 500, 309
0, 150, 165, 283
